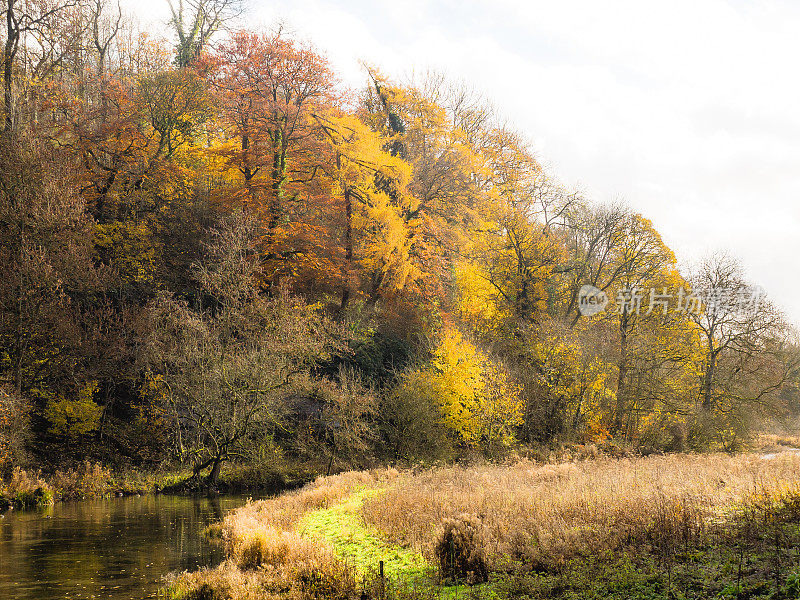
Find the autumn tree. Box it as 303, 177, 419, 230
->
0, 2, 796, 469
0, 136, 98, 396
210, 30, 337, 286
311, 110, 422, 308
558, 203, 629, 325
571, 212, 680, 436
89, 0, 123, 76
469, 170, 573, 325
518, 320, 615, 443
361, 70, 489, 302
394, 328, 523, 454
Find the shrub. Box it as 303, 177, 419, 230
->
296, 559, 360, 600
15, 485, 54, 508
44, 382, 102, 439
395, 330, 524, 454
382, 376, 453, 463
2, 467, 54, 507
0, 387, 30, 475
51, 461, 115, 500
434, 514, 488, 585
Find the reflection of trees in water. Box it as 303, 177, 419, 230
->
208, 496, 223, 521
0, 496, 240, 599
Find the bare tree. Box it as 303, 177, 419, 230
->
2, 0, 81, 132
167, 0, 242, 67
560, 202, 630, 326
90, 0, 121, 75
688, 254, 788, 413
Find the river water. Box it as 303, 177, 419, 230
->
0, 494, 252, 599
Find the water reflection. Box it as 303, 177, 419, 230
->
0, 494, 250, 599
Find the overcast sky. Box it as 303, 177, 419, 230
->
127, 0, 800, 324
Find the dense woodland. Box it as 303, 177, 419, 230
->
1, 0, 798, 487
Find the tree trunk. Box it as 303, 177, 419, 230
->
613, 308, 630, 434
207, 455, 222, 487
267, 130, 285, 245
572, 394, 583, 430
702, 347, 719, 411
3, 0, 17, 134
241, 122, 255, 205
341, 186, 353, 309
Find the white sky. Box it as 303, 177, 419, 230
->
125, 0, 800, 324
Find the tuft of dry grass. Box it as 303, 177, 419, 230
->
225, 508, 330, 571
755, 432, 800, 452
361, 453, 800, 569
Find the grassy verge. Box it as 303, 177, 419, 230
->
299, 488, 429, 579
166, 453, 800, 600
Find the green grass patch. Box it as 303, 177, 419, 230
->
298, 487, 430, 579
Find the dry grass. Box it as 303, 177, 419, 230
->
168, 469, 400, 600
361, 453, 800, 569
167, 557, 361, 600
50, 461, 115, 500
170, 453, 800, 598
0, 463, 189, 505
225, 508, 330, 571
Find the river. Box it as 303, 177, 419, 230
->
0, 494, 252, 599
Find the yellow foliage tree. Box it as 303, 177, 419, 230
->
45, 381, 102, 439
313, 111, 421, 306
527, 323, 616, 442
454, 260, 505, 332
399, 329, 523, 450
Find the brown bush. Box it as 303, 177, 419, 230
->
51, 461, 115, 499
1, 467, 53, 507
434, 514, 488, 584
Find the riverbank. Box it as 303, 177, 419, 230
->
166, 452, 800, 600
0, 461, 315, 511
0, 463, 159, 510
